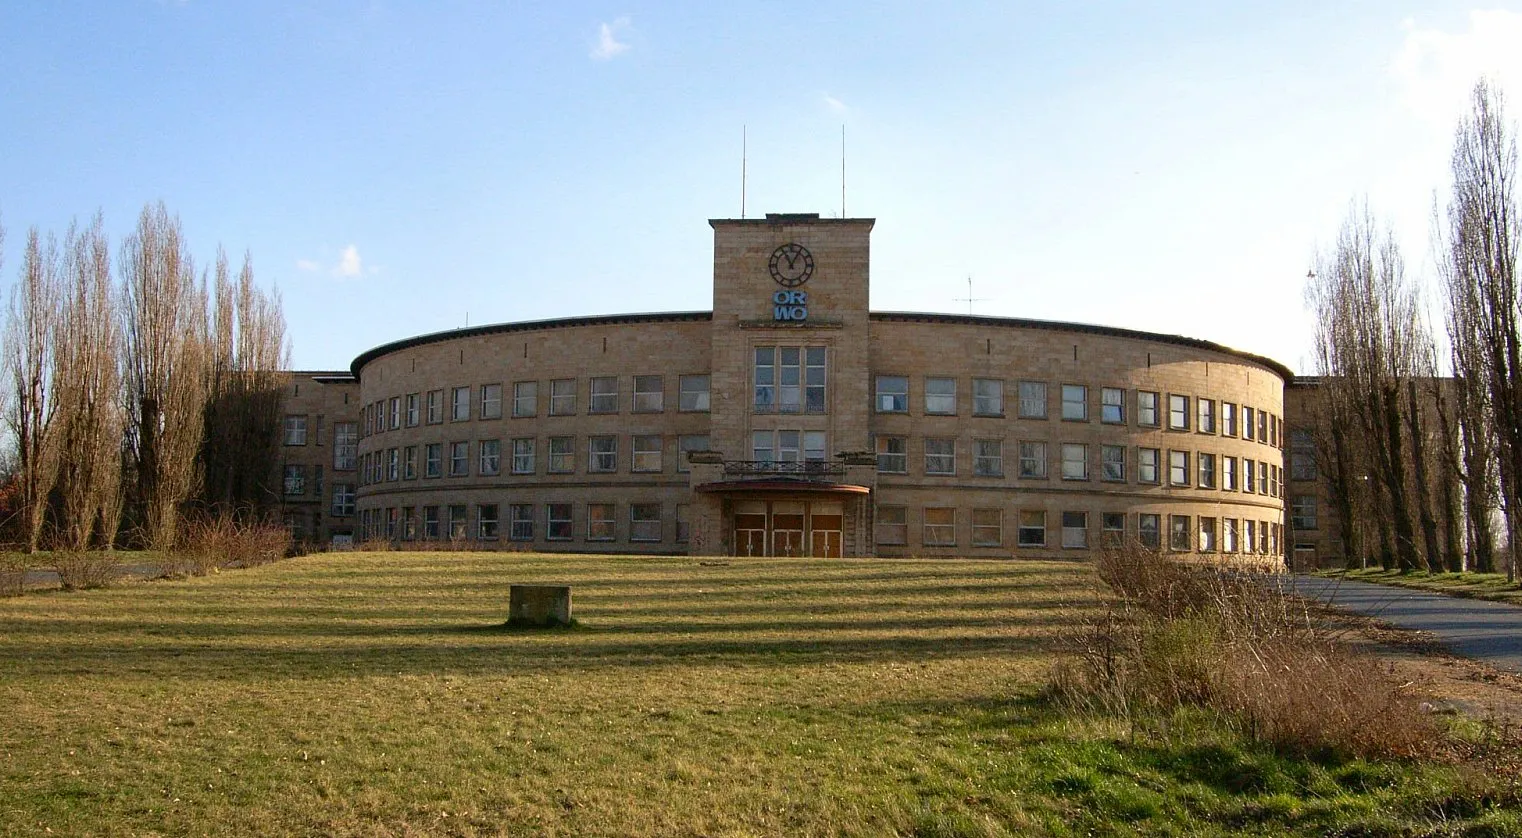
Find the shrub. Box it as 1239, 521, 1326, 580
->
1054, 545, 1441, 760
170, 515, 293, 576
54, 551, 120, 590
0, 553, 26, 597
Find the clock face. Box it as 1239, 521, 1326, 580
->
768, 243, 814, 288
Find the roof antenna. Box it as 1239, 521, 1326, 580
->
840, 124, 846, 218
954, 276, 987, 315
741, 125, 747, 219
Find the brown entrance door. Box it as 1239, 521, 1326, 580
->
771, 501, 805, 557
810, 501, 843, 558
734, 501, 768, 557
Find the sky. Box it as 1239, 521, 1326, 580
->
3, 2, 1522, 375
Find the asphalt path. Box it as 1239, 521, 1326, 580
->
1289, 575, 1522, 675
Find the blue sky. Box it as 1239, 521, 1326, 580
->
3, 2, 1521, 373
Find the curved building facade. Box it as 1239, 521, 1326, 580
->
339, 214, 1290, 561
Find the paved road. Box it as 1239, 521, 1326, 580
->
1289, 575, 1522, 675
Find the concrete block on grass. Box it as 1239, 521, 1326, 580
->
509, 584, 573, 627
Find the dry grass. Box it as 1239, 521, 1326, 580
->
1055, 546, 1442, 760
0, 552, 26, 597
1, 552, 1514, 837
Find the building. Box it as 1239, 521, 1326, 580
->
278, 213, 1293, 561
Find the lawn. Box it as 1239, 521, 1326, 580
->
1316, 567, 1522, 607
1, 552, 1514, 837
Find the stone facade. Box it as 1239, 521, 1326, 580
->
282, 212, 1294, 562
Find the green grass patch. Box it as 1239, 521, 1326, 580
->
0, 552, 1512, 836
1317, 567, 1522, 606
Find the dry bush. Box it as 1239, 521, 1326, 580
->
1054, 544, 1442, 760
353, 537, 396, 553
53, 551, 120, 590
170, 515, 293, 576
0, 553, 27, 597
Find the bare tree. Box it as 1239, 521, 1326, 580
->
52, 215, 124, 551
119, 203, 211, 550
1439, 79, 1521, 582
4, 228, 65, 552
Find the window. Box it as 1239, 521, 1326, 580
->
676, 504, 690, 543
1101, 387, 1125, 424
1223, 518, 1239, 552
403, 446, 417, 479
547, 504, 573, 541
405, 393, 420, 427
1222, 456, 1237, 491
755, 346, 825, 413
1017, 511, 1046, 547
1169, 450, 1189, 486
1139, 513, 1160, 548
1243, 458, 1256, 493
511, 438, 535, 474
1061, 443, 1088, 480
1168, 394, 1189, 430
587, 503, 615, 541
973, 379, 1003, 416
752, 431, 773, 464
803, 431, 826, 462
385, 508, 398, 539
923, 507, 956, 546
450, 387, 470, 421
448, 505, 468, 540
1018, 381, 1047, 418
925, 438, 956, 475
876, 436, 908, 473
925, 377, 956, 414
875, 375, 908, 412
1169, 514, 1191, 551
548, 436, 575, 473
333, 422, 357, 470
1290, 429, 1317, 480
1258, 411, 1268, 445
1258, 461, 1269, 495
1102, 512, 1125, 546
630, 503, 662, 542
1061, 384, 1087, 420
1269, 464, 1280, 498
633, 375, 663, 412
1242, 406, 1255, 441
876, 506, 908, 545
1243, 519, 1257, 554
1198, 452, 1216, 489
1292, 495, 1317, 531
1199, 517, 1217, 552
1138, 391, 1159, 427
426, 390, 443, 424
1193, 401, 1217, 434
589, 436, 618, 472
589, 377, 618, 414
450, 441, 469, 476
752, 430, 820, 464
974, 439, 1003, 477
972, 509, 1002, 547
389, 397, 401, 430
284, 464, 305, 495
1101, 445, 1126, 482
632, 435, 662, 472
511, 382, 535, 417
387, 448, 399, 481
423, 506, 440, 540
679, 375, 710, 412
550, 379, 576, 415
1222, 402, 1237, 436
479, 439, 501, 476
1061, 511, 1088, 548
1018, 442, 1047, 479
509, 504, 533, 541
478, 504, 500, 540
1139, 447, 1160, 484
424, 443, 442, 478
677, 435, 709, 473
284, 415, 308, 445
362, 405, 373, 437
331, 484, 355, 517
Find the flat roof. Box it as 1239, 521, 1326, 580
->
350, 310, 1294, 380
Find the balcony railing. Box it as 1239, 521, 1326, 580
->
722, 460, 846, 479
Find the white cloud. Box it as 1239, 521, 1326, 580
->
591, 17, 631, 60
296, 245, 368, 280
823, 92, 848, 113
1391, 10, 1522, 126
335, 244, 363, 278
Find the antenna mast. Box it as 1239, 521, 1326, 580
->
954, 276, 988, 315
841, 124, 846, 218
741, 125, 747, 219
